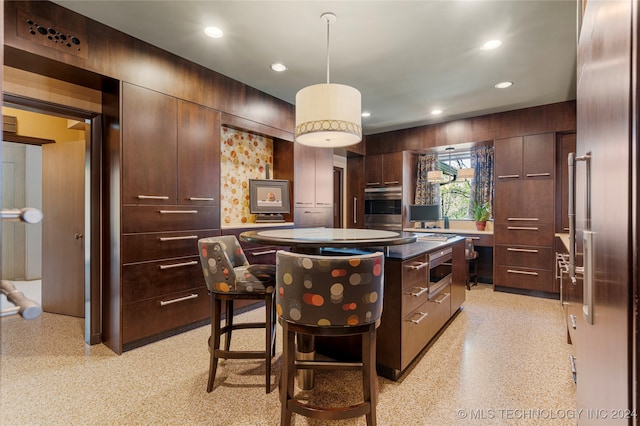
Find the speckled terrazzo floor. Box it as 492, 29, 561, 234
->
0, 284, 576, 425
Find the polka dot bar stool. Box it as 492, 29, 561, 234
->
275, 250, 385, 426
198, 236, 277, 393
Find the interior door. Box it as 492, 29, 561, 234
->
41, 139, 85, 317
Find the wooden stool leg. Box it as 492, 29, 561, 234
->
362, 325, 377, 426
224, 299, 234, 352
208, 297, 223, 392
264, 293, 273, 393
280, 323, 295, 426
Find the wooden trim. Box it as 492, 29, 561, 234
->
3, 131, 54, 145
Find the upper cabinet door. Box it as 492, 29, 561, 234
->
381, 151, 403, 186
122, 83, 177, 204
523, 133, 555, 179
364, 154, 384, 187
293, 143, 317, 207
177, 101, 220, 206
314, 148, 334, 207
494, 136, 523, 180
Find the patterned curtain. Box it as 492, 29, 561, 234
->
469, 146, 494, 215
415, 153, 440, 205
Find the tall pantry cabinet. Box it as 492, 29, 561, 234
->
108, 83, 221, 353
293, 143, 333, 227
493, 133, 556, 294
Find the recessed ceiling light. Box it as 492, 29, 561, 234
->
204, 26, 224, 38
431, 109, 442, 115
361, 112, 371, 118
495, 81, 513, 89
270, 63, 287, 72
481, 39, 502, 50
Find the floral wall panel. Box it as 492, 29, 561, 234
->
220, 126, 273, 226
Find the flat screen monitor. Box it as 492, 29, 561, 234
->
408, 204, 441, 225
249, 179, 290, 222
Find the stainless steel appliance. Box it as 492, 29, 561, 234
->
364, 186, 402, 230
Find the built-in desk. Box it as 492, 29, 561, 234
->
406, 227, 494, 283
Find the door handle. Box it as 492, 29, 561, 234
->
74, 233, 84, 240
1, 207, 43, 223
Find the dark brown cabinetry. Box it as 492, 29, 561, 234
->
376, 239, 465, 380
294, 144, 333, 227
118, 83, 220, 351
346, 155, 365, 228
555, 133, 576, 233
494, 133, 556, 294
364, 152, 403, 187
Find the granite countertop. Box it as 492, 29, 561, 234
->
383, 236, 465, 260
405, 227, 493, 235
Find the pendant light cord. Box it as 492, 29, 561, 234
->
326, 17, 331, 84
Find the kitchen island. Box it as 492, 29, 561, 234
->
318, 236, 467, 380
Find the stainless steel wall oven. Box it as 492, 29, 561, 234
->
364, 186, 402, 230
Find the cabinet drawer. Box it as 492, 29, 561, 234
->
122, 286, 209, 344
401, 254, 429, 288
494, 222, 554, 246
494, 245, 554, 270
122, 229, 219, 264
458, 233, 493, 247
122, 205, 219, 233
401, 299, 433, 370
427, 284, 451, 336
294, 207, 333, 227
122, 256, 205, 303
494, 266, 555, 292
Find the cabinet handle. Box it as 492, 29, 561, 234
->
497, 174, 520, 179
188, 197, 214, 201
526, 172, 551, 177
507, 217, 539, 221
507, 226, 539, 231
353, 197, 357, 224
409, 311, 428, 324
303, 210, 322, 214
159, 260, 199, 270
366, 182, 381, 186
159, 235, 198, 242
569, 355, 577, 381
507, 269, 539, 276
570, 314, 577, 330
252, 249, 276, 256
507, 247, 539, 253
295, 202, 313, 206
384, 180, 399, 185
316, 202, 332, 206
407, 261, 429, 270
160, 293, 198, 306
159, 210, 198, 214
406, 286, 429, 298
433, 292, 450, 304
138, 195, 169, 200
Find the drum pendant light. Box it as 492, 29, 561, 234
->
295, 12, 362, 148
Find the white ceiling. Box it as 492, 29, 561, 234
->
52, 0, 577, 135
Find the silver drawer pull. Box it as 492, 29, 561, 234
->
160, 293, 198, 306
468, 236, 480, 240
507, 269, 539, 276
569, 354, 577, 375
304, 211, 322, 214
159, 210, 198, 214
138, 195, 169, 200
316, 202, 332, 206
384, 180, 399, 185
507, 226, 539, 231
408, 261, 429, 271
434, 292, 450, 304
409, 311, 428, 324
507, 247, 539, 253
497, 174, 520, 179
159, 260, 199, 270
295, 202, 313, 206
188, 197, 214, 201
526, 172, 551, 177
570, 314, 577, 330
366, 182, 381, 186
507, 217, 539, 221
406, 286, 429, 298
252, 249, 276, 256
159, 235, 198, 242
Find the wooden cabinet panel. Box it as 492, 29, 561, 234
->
122, 256, 204, 303
314, 148, 334, 207
122, 229, 219, 264
494, 245, 554, 269
293, 144, 316, 207
493, 223, 555, 246
365, 152, 404, 187
122, 83, 178, 205
293, 144, 333, 227
523, 133, 555, 179
401, 298, 432, 369
122, 286, 209, 345
556, 133, 576, 232
122, 205, 220, 233
177, 101, 220, 205
495, 136, 523, 179
494, 266, 554, 292
346, 155, 365, 228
